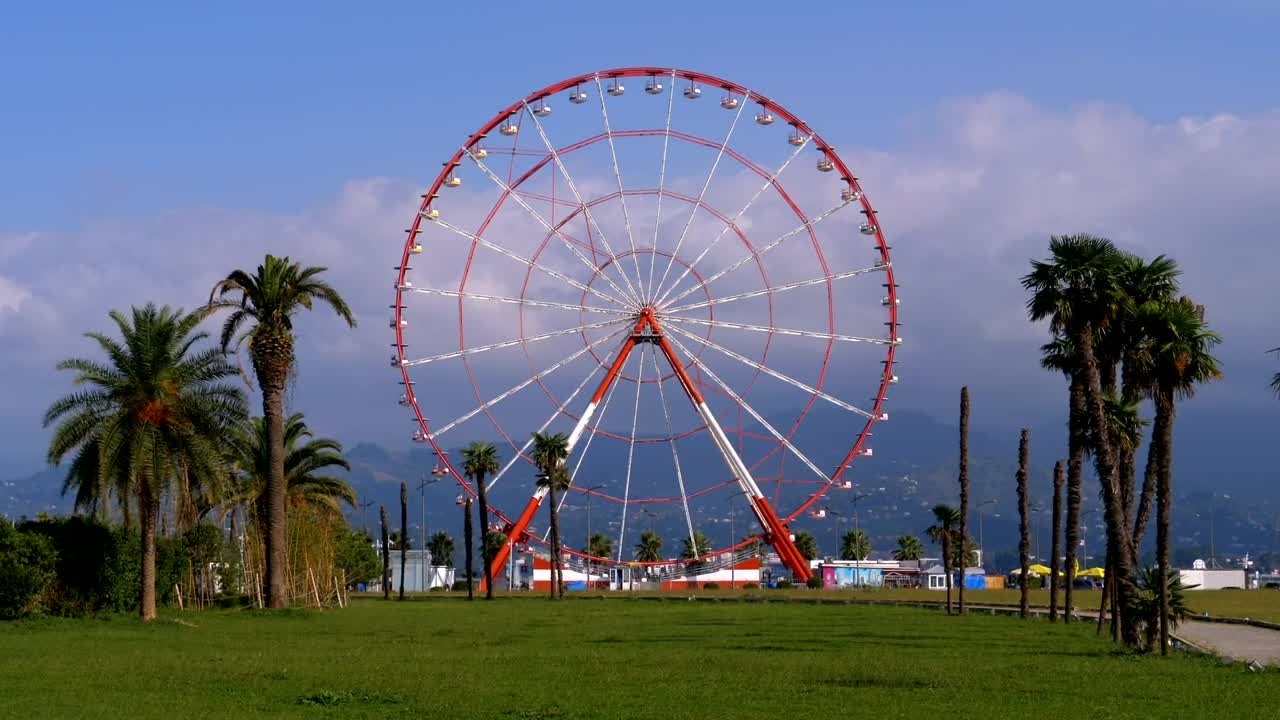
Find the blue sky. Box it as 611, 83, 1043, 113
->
3, 2, 1280, 496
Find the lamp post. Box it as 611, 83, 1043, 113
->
1030, 503, 1045, 563
977, 499, 997, 567
359, 500, 374, 535
582, 484, 604, 587
418, 474, 442, 591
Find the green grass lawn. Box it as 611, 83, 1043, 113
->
1, 598, 1275, 719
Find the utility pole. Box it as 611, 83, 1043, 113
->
977, 499, 997, 567
418, 474, 441, 591
1030, 503, 1045, 562
359, 500, 374, 535
582, 484, 604, 586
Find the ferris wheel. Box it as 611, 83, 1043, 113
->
391, 67, 900, 582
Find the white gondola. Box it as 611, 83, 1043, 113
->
398, 395, 411, 407
569, 86, 588, 104
881, 296, 899, 306
645, 76, 663, 94
755, 107, 774, 125
877, 412, 889, 421
390, 355, 403, 367
817, 155, 835, 172
390, 317, 407, 329
454, 494, 466, 506
836, 480, 853, 490
720, 93, 739, 110
859, 222, 876, 236
788, 129, 806, 146
683, 82, 701, 99
842, 188, 862, 202
607, 77, 625, 96
808, 507, 827, 519
499, 119, 518, 136
410, 243, 423, 254
444, 173, 461, 188
470, 146, 488, 159
858, 448, 874, 457
397, 279, 414, 290
413, 430, 428, 443
422, 207, 440, 220
889, 375, 900, 384
432, 463, 451, 477
532, 98, 552, 117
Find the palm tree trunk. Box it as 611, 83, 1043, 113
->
399, 481, 408, 602
1050, 460, 1064, 622
1096, 562, 1109, 635
464, 498, 474, 601
1076, 326, 1139, 645
261, 381, 290, 609
1017, 428, 1031, 620
478, 474, 493, 600
138, 480, 158, 621
942, 535, 952, 615
1064, 374, 1085, 623
1156, 392, 1175, 656
380, 506, 390, 601
957, 386, 970, 616
547, 485, 561, 600
1133, 407, 1164, 552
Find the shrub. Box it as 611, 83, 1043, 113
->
774, 579, 794, 590
806, 576, 824, 589
702, 582, 720, 590
0, 521, 59, 619
742, 582, 759, 590
451, 580, 471, 591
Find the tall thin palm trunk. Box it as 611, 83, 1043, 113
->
380, 506, 390, 600
548, 485, 563, 600
1064, 374, 1085, 623
1077, 327, 1139, 645
138, 479, 158, 621
1050, 460, 1064, 621
464, 498, 474, 601
1017, 429, 1031, 620
1156, 392, 1175, 655
478, 474, 493, 600
399, 481, 408, 601
957, 386, 970, 615
262, 382, 289, 609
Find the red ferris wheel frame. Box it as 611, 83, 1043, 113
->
391, 67, 900, 582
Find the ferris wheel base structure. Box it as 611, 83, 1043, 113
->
485, 309, 814, 584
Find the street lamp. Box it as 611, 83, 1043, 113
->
1030, 503, 1046, 562
418, 474, 442, 591
582, 484, 605, 588
977, 499, 997, 567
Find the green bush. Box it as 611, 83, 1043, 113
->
19, 517, 137, 615
774, 579, 794, 590
742, 582, 759, 590
0, 521, 59, 619
806, 576, 824, 589
702, 582, 720, 590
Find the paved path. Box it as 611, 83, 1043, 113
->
1176, 620, 1280, 666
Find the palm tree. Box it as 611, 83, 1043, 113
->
1024, 235, 1139, 643
399, 481, 408, 601
634, 531, 663, 562
1097, 389, 1148, 639
45, 304, 248, 620
463, 497, 474, 600
1133, 566, 1196, 652
462, 442, 500, 600
1049, 460, 1064, 622
840, 530, 872, 561
680, 530, 713, 574
208, 255, 355, 608
427, 530, 455, 568
1141, 297, 1221, 654
224, 413, 354, 519
957, 386, 970, 615
1039, 332, 1086, 624
586, 533, 612, 560
927, 504, 960, 614
530, 432, 571, 599
793, 532, 819, 562
892, 535, 924, 561
1015, 430, 1031, 619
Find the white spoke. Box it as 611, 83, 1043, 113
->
659, 199, 853, 310
653, 136, 811, 307
429, 327, 629, 439
645, 69, 678, 304
428, 214, 631, 311
408, 287, 631, 316
651, 90, 748, 305
593, 74, 647, 301
403, 317, 627, 367
666, 324, 874, 419
515, 102, 645, 305
661, 315, 895, 346
485, 331, 630, 492
464, 147, 640, 308
661, 263, 888, 315
650, 343, 700, 560
664, 333, 830, 484
615, 343, 647, 561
